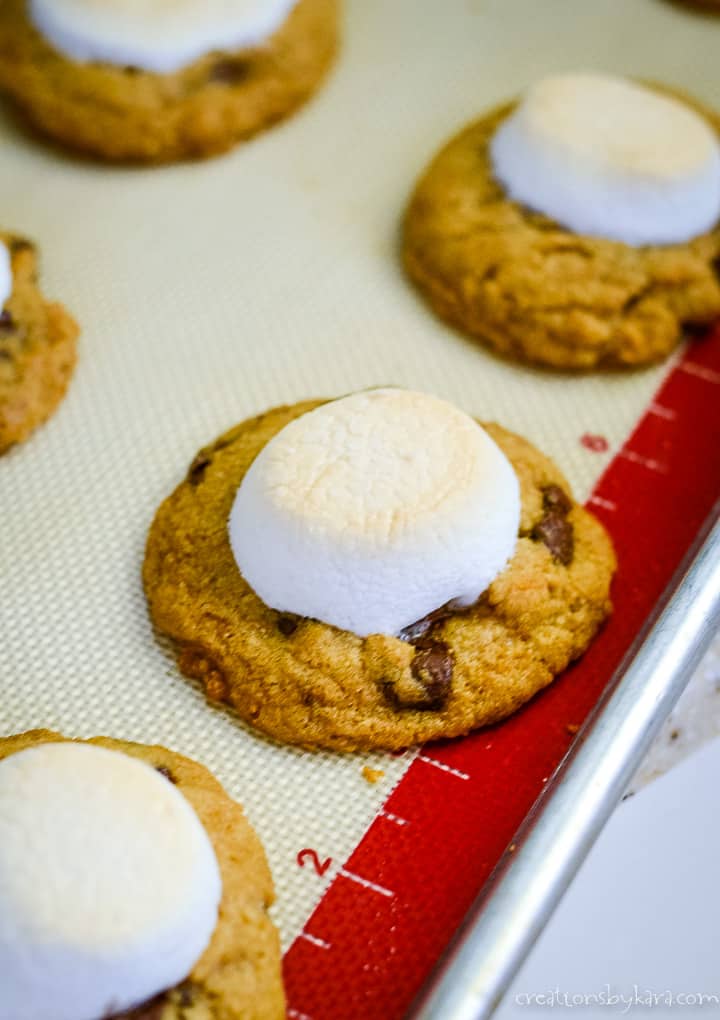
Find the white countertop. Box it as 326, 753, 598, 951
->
492, 630, 720, 1020
628, 632, 720, 793
496, 723, 720, 1019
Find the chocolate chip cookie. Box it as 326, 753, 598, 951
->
0, 729, 285, 1020
0, 232, 78, 454
143, 401, 616, 752
402, 87, 720, 370
0, 0, 338, 163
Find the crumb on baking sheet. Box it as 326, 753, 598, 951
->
566, 723, 580, 735
362, 766, 385, 785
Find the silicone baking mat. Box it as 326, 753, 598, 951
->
1, 1, 719, 1018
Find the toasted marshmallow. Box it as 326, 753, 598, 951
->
229, 389, 520, 638
0, 242, 11, 309
0, 743, 222, 1020
490, 73, 720, 246
30, 0, 298, 74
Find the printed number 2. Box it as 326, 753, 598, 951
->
297, 848, 332, 877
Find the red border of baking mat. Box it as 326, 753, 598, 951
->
283, 330, 720, 1020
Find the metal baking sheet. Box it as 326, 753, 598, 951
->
1, 1, 719, 1018
412, 511, 720, 1020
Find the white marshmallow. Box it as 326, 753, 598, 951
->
0, 242, 12, 309
229, 389, 520, 638
0, 743, 222, 1020
490, 72, 720, 246
30, 0, 298, 74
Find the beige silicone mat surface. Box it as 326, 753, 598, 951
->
1, 0, 718, 952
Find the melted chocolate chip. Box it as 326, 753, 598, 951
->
187, 429, 245, 485
542, 484, 573, 516
177, 983, 195, 1008
384, 640, 453, 711
155, 764, 177, 784
532, 485, 574, 566
411, 640, 453, 707
8, 238, 33, 255
0, 309, 15, 334
187, 451, 212, 485
398, 602, 455, 643
277, 614, 299, 636
110, 993, 167, 1019
534, 513, 574, 565
209, 58, 250, 84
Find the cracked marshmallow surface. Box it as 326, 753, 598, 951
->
490, 72, 720, 246
229, 389, 521, 638
0, 742, 222, 1020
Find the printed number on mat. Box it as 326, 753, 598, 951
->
297, 848, 332, 877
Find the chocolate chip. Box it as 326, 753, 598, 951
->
187, 451, 212, 485
384, 640, 453, 711
187, 429, 244, 485
411, 640, 453, 707
109, 993, 166, 1019
209, 58, 250, 84
532, 485, 575, 566
277, 615, 299, 636
155, 765, 177, 784
398, 603, 455, 643
542, 484, 573, 516
533, 512, 574, 566
177, 984, 195, 1008
0, 310, 15, 334
129, 1000, 166, 1020
8, 238, 33, 255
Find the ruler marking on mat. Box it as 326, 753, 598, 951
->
618, 448, 669, 474
298, 931, 331, 950
379, 809, 409, 826
678, 360, 720, 384
417, 754, 470, 781
648, 402, 677, 421
337, 866, 394, 898
588, 495, 618, 512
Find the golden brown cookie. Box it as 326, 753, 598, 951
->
143, 401, 616, 752
0, 729, 285, 1020
0, 0, 338, 163
402, 88, 720, 370
0, 233, 78, 454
